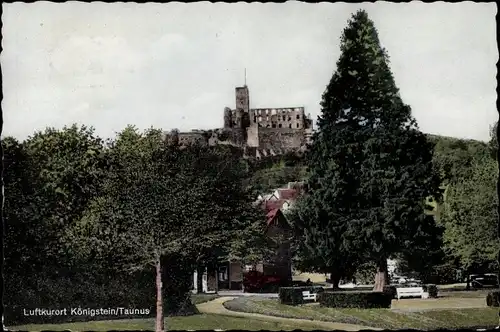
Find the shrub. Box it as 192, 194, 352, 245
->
384, 285, 397, 299
423, 284, 438, 298
318, 291, 392, 309
486, 291, 500, 307
278, 286, 323, 305
279, 287, 304, 305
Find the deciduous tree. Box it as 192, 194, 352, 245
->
67, 127, 262, 332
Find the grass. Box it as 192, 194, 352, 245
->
190, 293, 220, 305
293, 272, 328, 283
9, 313, 325, 331
223, 297, 498, 330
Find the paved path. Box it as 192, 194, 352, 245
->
196, 297, 381, 331
217, 290, 278, 298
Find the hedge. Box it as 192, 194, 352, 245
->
423, 284, 438, 298
384, 285, 397, 299
278, 286, 324, 305
486, 291, 500, 307
318, 291, 392, 309
279, 287, 304, 305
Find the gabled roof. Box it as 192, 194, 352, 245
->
266, 208, 285, 226
262, 199, 287, 212
277, 188, 299, 200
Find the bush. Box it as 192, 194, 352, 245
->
384, 285, 397, 299
318, 291, 392, 309
279, 287, 304, 305
278, 286, 323, 305
4, 270, 156, 326
423, 284, 438, 298
486, 291, 500, 307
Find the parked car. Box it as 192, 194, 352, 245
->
243, 270, 287, 293
467, 273, 499, 289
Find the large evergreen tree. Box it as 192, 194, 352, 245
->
300, 10, 441, 291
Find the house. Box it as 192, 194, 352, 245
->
191, 183, 302, 293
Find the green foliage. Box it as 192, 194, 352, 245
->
486, 291, 500, 307
3, 125, 112, 319
489, 121, 498, 159
423, 284, 438, 298
4, 124, 267, 327
395, 215, 446, 281
5, 271, 155, 326
68, 127, 261, 270
318, 291, 392, 309
291, 9, 441, 287
249, 164, 307, 195
352, 262, 377, 284
383, 285, 397, 299
440, 143, 498, 272
278, 287, 305, 305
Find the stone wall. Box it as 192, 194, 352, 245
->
178, 132, 208, 146
250, 107, 308, 129
258, 128, 305, 151
235, 86, 250, 113
246, 125, 259, 147
226, 128, 246, 146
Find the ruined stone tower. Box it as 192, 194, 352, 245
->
223, 85, 313, 154
174, 85, 313, 157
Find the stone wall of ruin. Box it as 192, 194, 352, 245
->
250, 107, 309, 129
257, 127, 305, 151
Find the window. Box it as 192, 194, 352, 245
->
282, 115, 286, 121
219, 267, 228, 281
296, 114, 300, 119
289, 124, 292, 128
288, 117, 291, 121
278, 123, 282, 128
272, 123, 276, 128
296, 123, 300, 128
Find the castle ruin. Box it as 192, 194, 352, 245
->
175, 85, 314, 158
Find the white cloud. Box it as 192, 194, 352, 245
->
1, 2, 497, 142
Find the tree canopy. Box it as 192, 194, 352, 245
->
289, 10, 442, 291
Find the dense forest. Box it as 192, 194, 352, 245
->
252, 131, 498, 282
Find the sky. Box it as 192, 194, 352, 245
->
2, 1, 498, 142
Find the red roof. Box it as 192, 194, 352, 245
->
266, 208, 281, 226
277, 188, 299, 200
262, 199, 287, 212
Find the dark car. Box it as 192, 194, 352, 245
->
243, 270, 287, 293
467, 273, 499, 289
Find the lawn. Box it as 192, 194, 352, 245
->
190, 293, 220, 305
9, 313, 324, 331
223, 297, 499, 330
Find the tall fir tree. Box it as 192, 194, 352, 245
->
300, 9, 441, 291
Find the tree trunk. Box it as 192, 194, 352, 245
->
330, 270, 341, 290
215, 265, 219, 294
155, 259, 164, 332
373, 258, 388, 292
